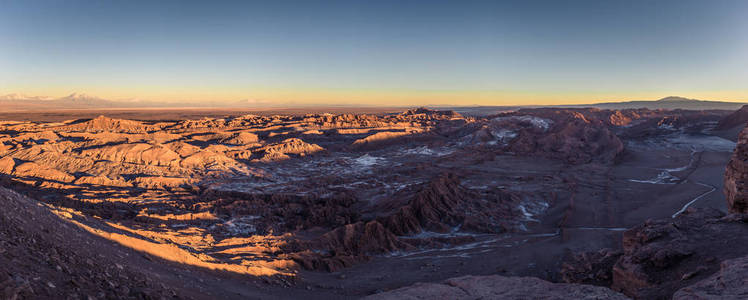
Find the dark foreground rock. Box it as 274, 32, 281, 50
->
363, 275, 629, 300
673, 255, 748, 299
561, 248, 623, 287
0, 187, 180, 299
562, 209, 748, 300
611, 209, 748, 299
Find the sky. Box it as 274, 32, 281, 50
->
1, 0, 747, 106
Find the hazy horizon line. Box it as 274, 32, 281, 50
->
2, 91, 747, 108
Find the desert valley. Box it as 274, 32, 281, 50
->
4, 1, 748, 299
1, 102, 748, 299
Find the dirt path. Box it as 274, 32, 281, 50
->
670, 151, 719, 218
672, 181, 717, 218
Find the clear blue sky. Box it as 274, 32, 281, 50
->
1, 0, 747, 105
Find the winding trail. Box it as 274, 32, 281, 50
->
629, 148, 698, 184
625, 148, 718, 218
668, 149, 718, 218
672, 181, 717, 218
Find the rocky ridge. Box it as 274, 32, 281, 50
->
716, 105, 748, 131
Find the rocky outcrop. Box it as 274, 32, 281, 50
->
14, 130, 60, 143
363, 275, 629, 300
80, 143, 181, 167
716, 105, 748, 131
180, 150, 240, 169
0, 142, 9, 155
13, 161, 75, 182
351, 131, 413, 149
561, 248, 623, 287
317, 221, 409, 255
60, 115, 152, 133
611, 208, 748, 299
381, 173, 521, 235
673, 255, 748, 299
0, 156, 15, 174
725, 125, 748, 213
294, 220, 414, 272
219, 131, 260, 145
255, 138, 324, 161
167, 141, 202, 157
563, 209, 748, 299
496, 110, 625, 164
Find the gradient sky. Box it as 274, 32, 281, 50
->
1, 0, 747, 106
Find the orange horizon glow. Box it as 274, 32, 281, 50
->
4, 86, 748, 107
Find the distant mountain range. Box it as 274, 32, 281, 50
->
0, 93, 283, 111
0, 93, 159, 110
572, 96, 747, 110
443, 96, 748, 117
1, 93, 746, 112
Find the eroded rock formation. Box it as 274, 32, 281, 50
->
380, 173, 521, 235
